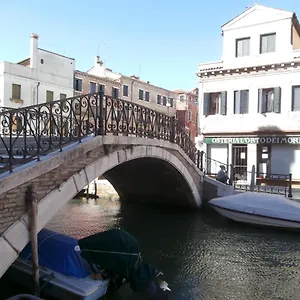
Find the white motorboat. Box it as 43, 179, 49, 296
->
209, 192, 300, 229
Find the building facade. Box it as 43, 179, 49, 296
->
175, 88, 199, 142
0, 33, 75, 109
74, 56, 176, 116
197, 4, 300, 180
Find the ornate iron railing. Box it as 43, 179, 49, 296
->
0, 92, 294, 197
0, 92, 199, 173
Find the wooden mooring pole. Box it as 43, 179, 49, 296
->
25, 185, 40, 297
94, 180, 98, 198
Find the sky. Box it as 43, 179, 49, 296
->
0, 0, 299, 91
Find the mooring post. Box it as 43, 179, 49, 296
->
250, 165, 255, 192
25, 185, 40, 297
86, 183, 89, 199
288, 173, 293, 198
94, 179, 97, 198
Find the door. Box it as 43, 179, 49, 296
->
257, 144, 271, 177
232, 144, 248, 181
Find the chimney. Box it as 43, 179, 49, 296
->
94, 56, 100, 66
30, 33, 39, 69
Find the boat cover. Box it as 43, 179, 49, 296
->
78, 228, 159, 292
210, 192, 300, 222
20, 228, 90, 279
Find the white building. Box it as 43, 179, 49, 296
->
0, 33, 75, 109
85, 56, 176, 116
197, 4, 300, 181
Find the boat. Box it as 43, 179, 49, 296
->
6, 228, 171, 299
6, 228, 110, 300
209, 192, 300, 229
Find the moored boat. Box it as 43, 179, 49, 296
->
6, 228, 171, 299
6, 228, 110, 300
209, 192, 300, 229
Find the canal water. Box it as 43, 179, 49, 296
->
2, 195, 300, 300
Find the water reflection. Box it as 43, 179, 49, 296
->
47, 199, 300, 300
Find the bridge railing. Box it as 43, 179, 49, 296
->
0, 92, 200, 173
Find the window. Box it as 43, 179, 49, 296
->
179, 95, 184, 102
123, 85, 129, 97
89, 82, 97, 93
260, 33, 276, 54
234, 90, 249, 114
12, 84, 21, 99
162, 96, 167, 106
169, 98, 174, 107
195, 112, 198, 125
157, 95, 161, 105
292, 86, 300, 111
74, 78, 82, 91
203, 92, 227, 116
139, 89, 144, 100
60, 93, 67, 109
98, 84, 105, 94
258, 87, 281, 113
112, 87, 119, 98
188, 110, 192, 121
145, 91, 150, 102
46, 90, 54, 102
236, 37, 250, 57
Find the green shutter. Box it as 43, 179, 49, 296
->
258, 89, 265, 113
234, 91, 241, 114
273, 87, 281, 113
220, 91, 227, 115
203, 93, 210, 116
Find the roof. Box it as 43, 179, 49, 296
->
173, 89, 186, 94
221, 4, 295, 29
17, 57, 30, 66
38, 48, 75, 61
74, 70, 121, 84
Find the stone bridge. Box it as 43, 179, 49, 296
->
0, 92, 233, 278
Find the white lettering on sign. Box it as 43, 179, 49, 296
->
206, 136, 300, 144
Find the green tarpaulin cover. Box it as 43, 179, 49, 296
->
78, 228, 159, 292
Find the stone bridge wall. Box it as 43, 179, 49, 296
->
0, 136, 203, 278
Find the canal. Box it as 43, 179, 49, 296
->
2, 193, 300, 299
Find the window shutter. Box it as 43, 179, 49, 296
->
258, 89, 265, 113
273, 87, 281, 113
292, 86, 300, 111
234, 91, 241, 114
203, 93, 210, 116
220, 91, 227, 115
241, 90, 249, 114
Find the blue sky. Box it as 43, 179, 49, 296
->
0, 0, 299, 91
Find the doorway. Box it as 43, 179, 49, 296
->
232, 144, 248, 181
257, 144, 271, 177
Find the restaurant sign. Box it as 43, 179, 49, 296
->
204, 136, 300, 144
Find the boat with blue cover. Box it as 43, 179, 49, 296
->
6, 228, 171, 299
6, 228, 109, 300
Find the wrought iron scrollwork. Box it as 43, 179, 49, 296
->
0, 92, 200, 174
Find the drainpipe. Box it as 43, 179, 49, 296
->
36, 82, 40, 105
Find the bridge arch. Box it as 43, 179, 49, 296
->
33, 145, 202, 233
0, 138, 203, 278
